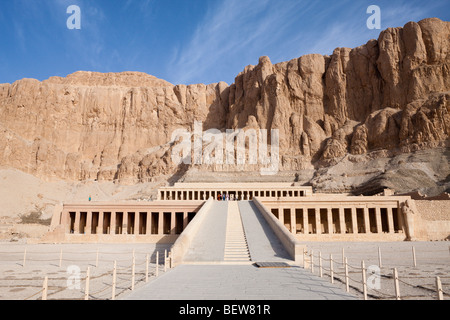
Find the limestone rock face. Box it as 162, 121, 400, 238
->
0, 18, 449, 186
0, 72, 229, 182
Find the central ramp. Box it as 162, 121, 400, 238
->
183, 201, 228, 263
239, 201, 291, 262
182, 201, 291, 264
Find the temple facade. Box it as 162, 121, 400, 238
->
42, 183, 425, 243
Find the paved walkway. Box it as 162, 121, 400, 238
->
183, 201, 228, 262
122, 264, 356, 300
239, 201, 291, 262
122, 201, 357, 300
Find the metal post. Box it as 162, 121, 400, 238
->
131, 253, 135, 291
42, 276, 48, 301
59, 249, 63, 268
319, 252, 323, 278
303, 248, 306, 269
84, 267, 90, 300
362, 261, 367, 300
156, 252, 159, 277
145, 254, 149, 283
436, 276, 444, 300
164, 249, 167, 273
330, 254, 334, 284
412, 246, 417, 267
23, 248, 27, 267
112, 261, 117, 300
394, 268, 401, 300
378, 247, 382, 268
345, 257, 349, 293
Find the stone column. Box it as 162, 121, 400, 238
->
171, 212, 176, 235
96, 211, 103, 235
74, 211, 81, 234
62, 210, 70, 234
290, 207, 296, 234
387, 207, 395, 233
134, 211, 140, 235
397, 205, 404, 233
315, 207, 321, 234
351, 207, 357, 234
278, 207, 284, 226
86, 211, 92, 235
158, 212, 164, 235
364, 207, 370, 233
327, 208, 333, 234
146, 212, 152, 235
122, 212, 128, 235
110, 212, 116, 235
375, 207, 382, 233
183, 212, 188, 230
302, 208, 309, 234
339, 207, 345, 234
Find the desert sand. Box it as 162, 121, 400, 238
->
0, 241, 448, 300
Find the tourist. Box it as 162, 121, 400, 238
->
217, 193, 222, 201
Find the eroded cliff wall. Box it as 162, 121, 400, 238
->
0, 18, 448, 191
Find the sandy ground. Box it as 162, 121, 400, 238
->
0, 168, 448, 300
303, 241, 450, 300
0, 168, 167, 240
0, 241, 448, 300
0, 243, 172, 300
0, 168, 165, 220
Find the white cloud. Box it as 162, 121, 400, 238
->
167, 0, 309, 85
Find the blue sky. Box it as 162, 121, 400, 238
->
0, 0, 449, 86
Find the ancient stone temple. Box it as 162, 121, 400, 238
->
42, 182, 446, 249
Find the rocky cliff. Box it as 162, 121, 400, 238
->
0, 18, 449, 195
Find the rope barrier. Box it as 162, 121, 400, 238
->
0, 248, 173, 300
23, 288, 44, 300
3, 245, 448, 300
303, 247, 450, 301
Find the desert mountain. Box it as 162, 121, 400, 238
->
0, 18, 449, 199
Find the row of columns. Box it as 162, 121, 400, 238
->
160, 189, 307, 201
66, 210, 195, 236
272, 206, 403, 235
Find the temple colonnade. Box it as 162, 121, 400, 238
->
158, 183, 312, 201
60, 202, 204, 236
262, 198, 406, 236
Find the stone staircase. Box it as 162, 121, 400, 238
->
224, 202, 251, 262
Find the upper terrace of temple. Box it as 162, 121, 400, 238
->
157, 182, 313, 201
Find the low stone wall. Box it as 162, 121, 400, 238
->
415, 200, 450, 240
62, 234, 178, 244
253, 197, 305, 263
171, 198, 215, 266
295, 233, 405, 242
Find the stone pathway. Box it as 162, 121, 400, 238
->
122, 201, 356, 300
122, 264, 356, 300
